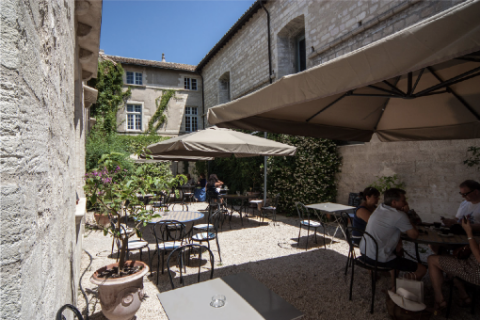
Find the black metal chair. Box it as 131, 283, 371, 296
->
56, 304, 84, 320
295, 202, 326, 250
260, 193, 280, 226
446, 276, 479, 318
152, 192, 170, 212
109, 216, 149, 265
152, 220, 187, 284
191, 208, 222, 262
348, 192, 362, 207
345, 227, 393, 314
342, 212, 361, 276
166, 244, 214, 289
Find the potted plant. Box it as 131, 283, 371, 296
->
84, 152, 185, 320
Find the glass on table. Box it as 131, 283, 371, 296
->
236, 191, 241, 196
210, 294, 226, 308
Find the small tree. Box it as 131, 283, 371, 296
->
84, 152, 186, 274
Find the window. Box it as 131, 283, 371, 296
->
126, 71, 143, 85
184, 107, 198, 132
218, 72, 230, 104
184, 77, 197, 90
276, 15, 306, 78
296, 34, 306, 73
126, 104, 142, 131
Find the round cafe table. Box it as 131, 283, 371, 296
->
401, 226, 480, 264
147, 210, 204, 225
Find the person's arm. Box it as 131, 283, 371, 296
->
463, 219, 480, 263
398, 210, 418, 239
215, 180, 223, 187
405, 228, 419, 240
356, 208, 372, 223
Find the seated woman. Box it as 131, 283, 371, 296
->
352, 187, 380, 245
428, 219, 480, 310
194, 174, 207, 202
206, 174, 224, 202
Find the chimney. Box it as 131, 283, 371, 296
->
162, 53, 166, 62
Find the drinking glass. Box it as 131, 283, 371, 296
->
210, 294, 226, 308
236, 191, 240, 196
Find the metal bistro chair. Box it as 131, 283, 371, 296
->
152, 192, 170, 212
342, 212, 362, 276
191, 208, 222, 263
260, 193, 280, 226
345, 227, 393, 314
295, 202, 326, 250
166, 244, 214, 289
56, 304, 84, 320
153, 220, 187, 285
111, 221, 151, 267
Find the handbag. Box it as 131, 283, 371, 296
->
453, 245, 472, 260
396, 276, 424, 303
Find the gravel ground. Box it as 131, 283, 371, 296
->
78, 202, 475, 320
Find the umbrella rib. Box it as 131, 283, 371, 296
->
305, 91, 352, 123
426, 66, 480, 121
411, 68, 425, 95
382, 80, 405, 96
367, 85, 402, 96
373, 76, 400, 130
414, 65, 480, 97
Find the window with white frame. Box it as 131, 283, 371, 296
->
126, 71, 143, 85
126, 104, 142, 131
184, 107, 198, 132
184, 77, 197, 90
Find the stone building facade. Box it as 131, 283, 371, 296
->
105, 54, 204, 137
197, 0, 480, 220
1, 0, 101, 318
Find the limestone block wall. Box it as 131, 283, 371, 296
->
116, 65, 203, 136
1, 0, 82, 319
337, 136, 480, 221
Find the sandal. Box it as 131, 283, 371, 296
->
458, 296, 471, 308
434, 300, 447, 315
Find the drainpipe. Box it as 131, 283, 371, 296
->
260, 0, 272, 204
200, 73, 206, 129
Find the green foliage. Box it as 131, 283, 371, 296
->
266, 135, 341, 214
194, 161, 207, 177
84, 153, 186, 272
148, 90, 176, 134
369, 174, 405, 193
210, 156, 263, 194
89, 60, 131, 134
464, 146, 480, 170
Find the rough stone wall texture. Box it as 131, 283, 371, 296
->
116, 65, 203, 136
201, 0, 476, 219
1, 0, 83, 319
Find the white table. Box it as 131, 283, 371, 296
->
306, 202, 355, 240
157, 273, 303, 320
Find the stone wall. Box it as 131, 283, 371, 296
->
1, 0, 85, 318
115, 64, 203, 136
200, 0, 475, 219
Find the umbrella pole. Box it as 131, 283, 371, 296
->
264, 132, 267, 204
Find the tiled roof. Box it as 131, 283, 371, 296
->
196, 0, 267, 72
106, 55, 196, 72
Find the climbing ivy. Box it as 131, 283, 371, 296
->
148, 90, 176, 134
89, 60, 131, 134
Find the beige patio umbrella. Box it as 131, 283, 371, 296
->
130, 154, 214, 163
207, 0, 480, 142
147, 127, 297, 202
147, 127, 296, 157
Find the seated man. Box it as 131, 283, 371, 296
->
360, 188, 427, 289
441, 180, 480, 233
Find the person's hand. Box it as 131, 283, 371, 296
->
441, 217, 455, 227
401, 205, 410, 213
462, 218, 473, 237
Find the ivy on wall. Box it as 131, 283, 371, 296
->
148, 90, 176, 134
266, 135, 341, 214
88, 60, 131, 134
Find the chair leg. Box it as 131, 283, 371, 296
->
344, 250, 351, 276
156, 250, 160, 285
349, 258, 355, 301
314, 228, 318, 244
298, 224, 302, 244
161, 251, 165, 274
215, 236, 222, 263
322, 226, 326, 249
306, 225, 310, 251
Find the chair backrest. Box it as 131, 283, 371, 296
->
56, 304, 84, 320
167, 244, 214, 289
152, 220, 186, 250
345, 227, 379, 265
206, 189, 219, 204
273, 193, 280, 208
295, 202, 311, 220
348, 192, 362, 207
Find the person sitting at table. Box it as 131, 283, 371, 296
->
352, 187, 380, 245
360, 188, 427, 290
427, 218, 480, 310
182, 174, 195, 187
206, 174, 224, 202
194, 174, 207, 202
441, 180, 480, 233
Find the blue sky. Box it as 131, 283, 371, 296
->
100, 0, 256, 66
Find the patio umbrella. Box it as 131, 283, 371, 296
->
130, 154, 214, 163
207, 0, 480, 142
147, 127, 297, 202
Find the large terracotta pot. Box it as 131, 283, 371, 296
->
90, 260, 149, 320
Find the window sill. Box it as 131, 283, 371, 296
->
124, 84, 146, 88
75, 198, 87, 224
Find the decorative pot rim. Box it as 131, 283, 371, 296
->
90, 260, 149, 286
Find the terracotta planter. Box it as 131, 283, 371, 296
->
94, 213, 111, 227
90, 260, 149, 320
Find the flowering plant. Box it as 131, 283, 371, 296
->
84, 152, 186, 273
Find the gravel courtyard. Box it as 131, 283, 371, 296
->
78, 202, 475, 320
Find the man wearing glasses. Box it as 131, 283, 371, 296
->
442, 180, 480, 233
